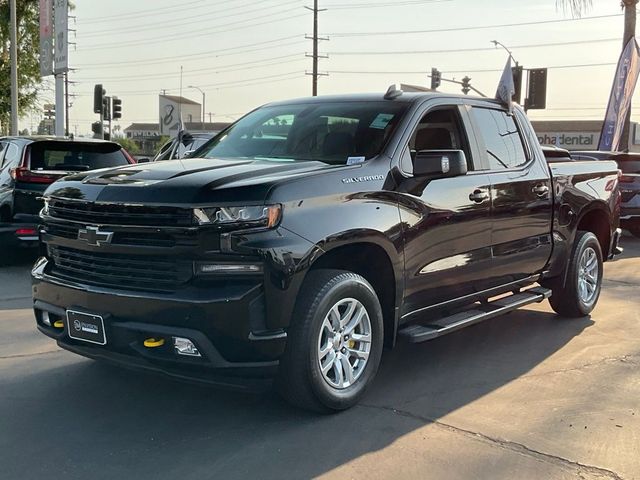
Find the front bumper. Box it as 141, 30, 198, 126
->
32, 257, 287, 388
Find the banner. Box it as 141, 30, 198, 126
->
53, 0, 68, 74
598, 37, 640, 151
495, 56, 515, 114
39, 0, 54, 76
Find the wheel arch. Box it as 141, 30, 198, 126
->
575, 202, 612, 259
307, 233, 403, 348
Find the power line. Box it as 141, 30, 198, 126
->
327, 37, 619, 56
76, 11, 308, 51
74, 54, 306, 82
76, 36, 304, 68
328, 62, 616, 75
79, 0, 303, 38
325, 0, 452, 9
328, 14, 621, 37
79, 0, 255, 24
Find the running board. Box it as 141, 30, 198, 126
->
398, 287, 552, 343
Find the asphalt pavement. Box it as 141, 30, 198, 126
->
1, 237, 638, 480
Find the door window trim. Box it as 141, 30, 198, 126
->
395, 101, 483, 177
469, 106, 534, 173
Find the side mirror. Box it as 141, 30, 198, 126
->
413, 149, 468, 178
182, 150, 195, 158
136, 157, 150, 163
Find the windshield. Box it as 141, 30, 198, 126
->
197, 101, 409, 165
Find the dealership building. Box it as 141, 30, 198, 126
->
529, 120, 640, 152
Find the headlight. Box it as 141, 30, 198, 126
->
193, 204, 281, 228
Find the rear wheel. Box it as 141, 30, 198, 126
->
548, 231, 603, 318
277, 269, 384, 412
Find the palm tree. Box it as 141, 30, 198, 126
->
558, 0, 639, 150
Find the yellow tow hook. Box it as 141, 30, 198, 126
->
143, 338, 165, 348
53, 320, 65, 329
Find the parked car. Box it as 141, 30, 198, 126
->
33, 89, 621, 412
0, 136, 135, 248
152, 132, 214, 161
569, 151, 640, 238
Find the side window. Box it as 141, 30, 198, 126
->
404, 107, 473, 174
2, 143, 21, 169
471, 107, 527, 170
0, 142, 8, 167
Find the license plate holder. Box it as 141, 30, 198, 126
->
66, 310, 106, 345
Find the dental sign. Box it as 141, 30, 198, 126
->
53, 0, 68, 74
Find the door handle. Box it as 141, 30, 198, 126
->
532, 184, 550, 197
469, 189, 490, 203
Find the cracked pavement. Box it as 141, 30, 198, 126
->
1, 237, 638, 480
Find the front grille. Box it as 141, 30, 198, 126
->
48, 246, 193, 291
44, 222, 188, 248
48, 199, 193, 226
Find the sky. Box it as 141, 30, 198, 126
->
28, 0, 632, 135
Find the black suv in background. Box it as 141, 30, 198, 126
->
0, 137, 135, 248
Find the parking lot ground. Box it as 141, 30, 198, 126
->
0, 237, 638, 480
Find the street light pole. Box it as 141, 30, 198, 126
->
188, 85, 205, 131
9, 0, 19, 135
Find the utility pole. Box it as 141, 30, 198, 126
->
64, 72, 70, 136
9, 0, 19, 135
305, 0, 328, 96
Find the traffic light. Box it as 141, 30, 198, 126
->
103, 96, 111, 121
512, 65, 523, 104
461, 76, 471, 95
526, 68, 548, 110
112, 97, 122, 120
93, 84, 105, 114
91, 121, 103, 136
430, 68, 441, 90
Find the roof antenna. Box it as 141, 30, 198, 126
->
384, 84, 403, 100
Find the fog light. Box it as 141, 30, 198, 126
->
173, 337, 201, 357
42, 311, 51, 326
196, 262, 262, 275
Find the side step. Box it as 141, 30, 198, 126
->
398, 287, 552, 343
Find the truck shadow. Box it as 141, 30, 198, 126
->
1, 308, 593, 480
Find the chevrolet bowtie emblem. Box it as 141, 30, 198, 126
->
77, 226, 113, 246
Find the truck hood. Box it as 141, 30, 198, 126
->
45, 157, 338, 205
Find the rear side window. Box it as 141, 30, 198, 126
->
29, 142, 129, 171
2, 143, 21, 168
471, 108, 528, 170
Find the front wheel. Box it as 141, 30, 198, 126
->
548, 231, 603, 318
276, 269, 384, 412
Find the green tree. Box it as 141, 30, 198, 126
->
114, 137, 140, 155
0, 0, 41, 134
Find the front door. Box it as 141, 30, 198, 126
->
395, 104, 494, 319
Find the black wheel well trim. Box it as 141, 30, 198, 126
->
573, 201, 613, 258
305, 233, 403, 348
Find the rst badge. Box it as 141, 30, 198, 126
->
77, 226, 113, 246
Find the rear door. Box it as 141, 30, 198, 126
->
469, 106, 553, 284
395, 102, 494, 317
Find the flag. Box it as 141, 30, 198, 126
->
496, 57, 515, 113
598, 37, 640, 151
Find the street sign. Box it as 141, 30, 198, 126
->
526, 68, 548, 110
53, 0, 68, 74
39, 0, 54, 76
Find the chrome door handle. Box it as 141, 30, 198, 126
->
469, 189, 490, 203
532, 184, 550, 196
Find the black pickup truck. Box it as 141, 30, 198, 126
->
32, 89, 622, 412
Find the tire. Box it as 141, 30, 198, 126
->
276, 269, 384, 412
548, 231, 603, 318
